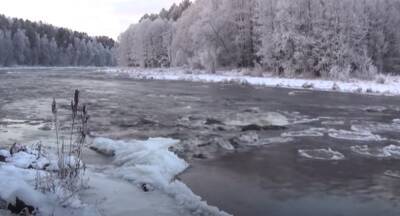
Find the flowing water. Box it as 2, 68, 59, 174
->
1, 67, 400, 216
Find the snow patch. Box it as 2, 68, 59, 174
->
298, 148, 345, 160
7, 151, 37, 169
0, 150, 11, 158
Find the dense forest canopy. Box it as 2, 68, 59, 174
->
0, 14, 116, 66
118, 0, 400, 79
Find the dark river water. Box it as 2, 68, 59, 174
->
1, 68, 400, 216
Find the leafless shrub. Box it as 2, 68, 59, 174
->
37, 89, 89, 201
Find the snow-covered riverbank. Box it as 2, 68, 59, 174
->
105, 68, 400, 96
0, 137, 229, 216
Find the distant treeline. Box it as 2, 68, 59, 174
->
118, 0, 400, 79
0, 15, 116, 67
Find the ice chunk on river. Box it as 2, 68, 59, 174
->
328, 129, 384, 141
224, 112, 288, 127
92, 137, 187, 186
383, 145, 400, 157
298, 148, 345, 160
321, 120, 345, 126
351, 121, 400, 133
282, 128, 325, 137
351, 145, 389, 158
91, 137, 230, 216
349, 145, 400, 158
255, 137, 294, 146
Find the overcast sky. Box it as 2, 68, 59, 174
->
0, 0, 182, 40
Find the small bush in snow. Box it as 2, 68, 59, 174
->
35, 90, 90, 203
375, 74, 387, 84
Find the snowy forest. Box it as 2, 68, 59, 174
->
0, 15, 116, 66
117, 0, 400, 79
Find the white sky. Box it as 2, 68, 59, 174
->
0, 0, 182, 40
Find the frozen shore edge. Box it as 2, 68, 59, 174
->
105, 67, 400, 96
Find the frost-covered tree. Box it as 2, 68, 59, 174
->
118, 18, 173, 67
255, 0, 398, 78
118, 0, 400, 78
0, 14, 116, 66
0, 30, 14, 66
13, 29, 30, 65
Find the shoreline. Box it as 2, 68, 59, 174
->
105, 67, 400, 97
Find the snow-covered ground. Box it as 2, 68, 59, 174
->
104, 68, 400, 96
0, 138, 229, 216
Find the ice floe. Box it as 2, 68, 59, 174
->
382, 145, 400, 157
328, 129, 384, 141
91, 137, 230, 216
351, 121, 400, 133
283, 111, 320, 125
234, 132, 260, 145
224, 112, 288, 127
350, 145, 390, 158
350, 145, 400, 158
213, 138, 235, 150
298, 148, 345, 160
282, 128, 325, 138
384, 170, 400, 178
255, 137, 294, 146
321, 120, 345, 126
362, 106, 387, 112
